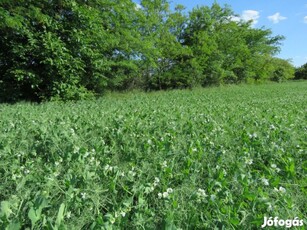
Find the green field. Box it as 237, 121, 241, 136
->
0, 82, 306, 229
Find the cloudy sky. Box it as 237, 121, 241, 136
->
136, 0, 307, 67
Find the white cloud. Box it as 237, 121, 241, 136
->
241, 10, 260, 25
229, 15, 241, 22
304, 16, 307, 23
268, 12, 287, 24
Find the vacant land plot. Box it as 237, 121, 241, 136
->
0, 82, 306, 229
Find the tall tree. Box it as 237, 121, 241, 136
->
137, 0, 193, 89
0, 0, 141, 101
181, 3, 286, 85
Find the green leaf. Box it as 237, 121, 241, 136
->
0, 201, 12, 218
230, 217, 240, 226
7, 221, 22, 230
286, 161, 295, 176
243, 191, 256, 201
28, 196, 49, 228
28, 207, 40, 228
55, 203, 66, 228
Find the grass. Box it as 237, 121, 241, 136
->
0, 81, 306, 229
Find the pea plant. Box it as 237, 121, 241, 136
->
0, 82, 306, 229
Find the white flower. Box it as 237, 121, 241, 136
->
104, 164, 113, 172
66, 211, 71, 219
84, 151, 90, 158
162, 161, 167, 168
274, 186, 286, 194
128, 170, 136, 177
81, 192, 86, 199
162, 192, 169, 198
73, 146, 80, 153
210, 194, 216, 201
197, 188, 208, 198
154, 177, 160, 186
120, 211, 126, 217
261, 178, 269, 186
271, 164, 280, 172
279, 186, 286, 193
269, 124, 276, 130
248, 133, 257, 139
159, 189, 173, 199
24, 169, 30, 174
245, 158, 253, 165
271, 164, 277, 169
192, 148, 197, 152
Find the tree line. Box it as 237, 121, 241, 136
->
0, 0, 299, 102
294, 63, 307, 80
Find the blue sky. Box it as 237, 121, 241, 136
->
136, 0, 307, 67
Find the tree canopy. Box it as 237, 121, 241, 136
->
294, 62, 307, 80
0, 0, 295, 102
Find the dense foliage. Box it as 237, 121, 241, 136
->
295, 62, 307, 80
0, 82, 306, 228
0, 0, 295, 101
